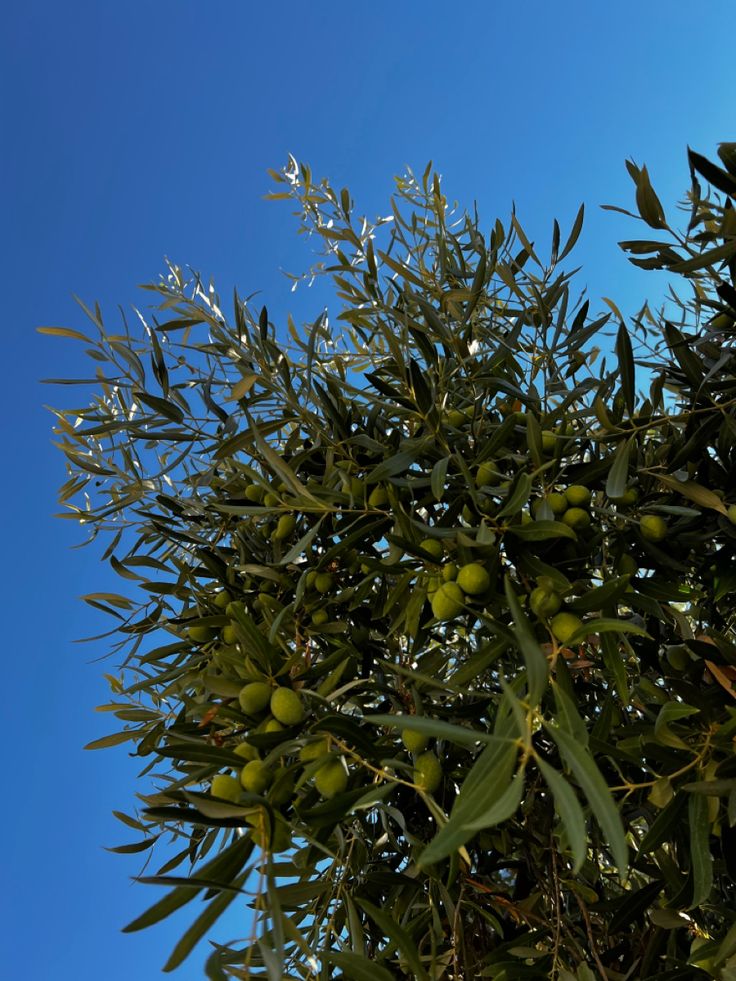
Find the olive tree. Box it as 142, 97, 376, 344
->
44, 143, 736, 979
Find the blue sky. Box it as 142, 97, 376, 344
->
3, 2, 734, 977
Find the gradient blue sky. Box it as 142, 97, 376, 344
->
3, 2, 734, 977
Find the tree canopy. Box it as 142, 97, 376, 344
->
44, 142, 736, 979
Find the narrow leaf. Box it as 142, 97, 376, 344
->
638, 792, 687, 853
689, 147, 736, 197
506, 520, 577, 542
608, 880, 663, 934
418, 734, 518, 867
497, 472, 532, 518
605, 437, 632, 501
616, 323, 636, 414
669, 239, 736, 274
537, 758, 587, 872
38, 325, 93, 342
408, 358, 433, 414
654, 702, 699, 750
462, 765, 526, 830
366, 713, 506, 746
504, 576, 549, 707
664, 322, 704, 388
123, 835, 253, 933
84, 730, 136, 750
558, 204, 585, 262
634, 165, 667, 229
567, 575, 633, 613
430, 457, 450, 502
599, 632, 630, 704
682, 779, 736, 796
163, 872, 248, 972
565, 617, 650, 645
133, 390, 185, 424
325, 951, 396, 981
656, 474, 728, 515
246, 413, 323, 506
688, 793, 713, 909
228, 373, 258, 401
552, 683, 589, 747
357, 899, 429, 981
365, 450, 416, 484
545, 722, 628, 877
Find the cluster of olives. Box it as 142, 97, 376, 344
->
238, 480, 286, 511
206, 677, 355, 850
428, 559, 492, 621
531, 483, 592, 530
537, 479, 671, 546
205, 666, 450, 851
524, 582, 584, 645
238, 682, 304, 726
415, 468, 677, 647
302, 569, 336, 627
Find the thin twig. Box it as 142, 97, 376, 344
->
550, 834, 563, 974
574, 891, 608, 980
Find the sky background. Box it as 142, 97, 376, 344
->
2, 2, 734, 977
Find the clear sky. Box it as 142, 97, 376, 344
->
3, 2, 734, 977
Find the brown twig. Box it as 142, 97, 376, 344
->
550, 834, 563, 974
574, 891, 608, 980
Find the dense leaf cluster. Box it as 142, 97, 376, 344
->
45, 145, 736, 979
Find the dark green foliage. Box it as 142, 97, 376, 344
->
44, 146, 736, 978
